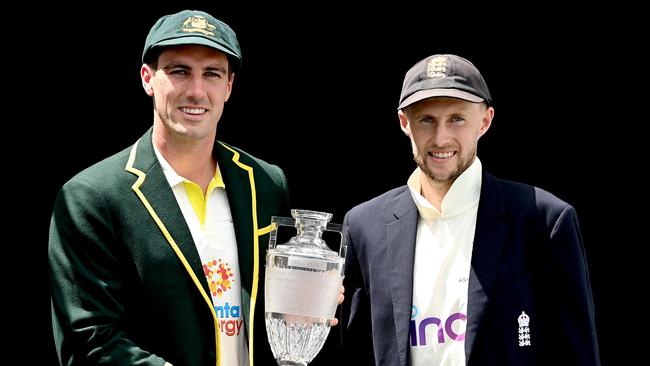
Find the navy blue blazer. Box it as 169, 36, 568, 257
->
341, 170, 599, 365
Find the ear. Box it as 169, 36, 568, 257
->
140, 64, 154, 96
478, 106, 495, 139
398, 109, 411, 136
224, 72, 235, 102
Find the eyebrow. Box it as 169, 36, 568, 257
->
162, 63, 228, 73
412, 110, 467, 120
162, 62, 188, 71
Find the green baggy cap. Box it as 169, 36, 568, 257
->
142, 10, 241, 68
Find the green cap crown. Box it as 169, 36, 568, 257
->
142, 10, 241, 67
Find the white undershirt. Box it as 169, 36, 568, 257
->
408, 158, 482, 366
154, 145, 249, 366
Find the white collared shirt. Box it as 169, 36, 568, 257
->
408, 158, 482, 366
154, 145, 248, 366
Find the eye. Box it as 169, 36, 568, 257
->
204, 71, 223, 79
420, 117, 433, 124
450, 115, 465, 123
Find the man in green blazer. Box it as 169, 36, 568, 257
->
49, 10, 289, 365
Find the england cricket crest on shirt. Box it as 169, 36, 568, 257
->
518, 311, 531, 347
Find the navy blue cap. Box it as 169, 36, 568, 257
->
398, 54, 492, 109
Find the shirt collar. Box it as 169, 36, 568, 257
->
407, 157, 482, 220
153, 143, 224, 189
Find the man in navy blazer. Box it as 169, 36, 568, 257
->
341, 54, 600, 365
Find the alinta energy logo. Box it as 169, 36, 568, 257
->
203, 258, 234, 298
204, 258, 244, 337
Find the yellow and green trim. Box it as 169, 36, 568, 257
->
125, 139, 222, 365
125, 139, 273, 366
218, 142, 272, 366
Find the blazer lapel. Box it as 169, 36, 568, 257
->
124, 129, 211, 298
214, 143, 255, 326
465, 171, 509, 360
386, 190, 418, 365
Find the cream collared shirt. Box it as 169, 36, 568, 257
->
408, 158, 482, 366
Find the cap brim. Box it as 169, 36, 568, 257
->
398, 89, 484, 110
153, 36, 240, 60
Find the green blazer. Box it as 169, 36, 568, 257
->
49, 128, 289, 365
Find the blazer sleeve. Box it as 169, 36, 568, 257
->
340, 211, 376, 365
48, 177, 165, 366
546, 204, 600, 365
275, 164, 290, 215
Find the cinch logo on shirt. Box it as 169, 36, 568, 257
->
410, 306, 467, 346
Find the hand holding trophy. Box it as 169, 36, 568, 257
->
264, 209, 346, 365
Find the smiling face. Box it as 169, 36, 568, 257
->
399, 97, 494, 188
141, 44, 234, 145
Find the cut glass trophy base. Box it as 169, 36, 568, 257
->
266, 313, 331, 366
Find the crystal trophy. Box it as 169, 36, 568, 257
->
265, 209, 347, 366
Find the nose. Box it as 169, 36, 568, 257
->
431, 124, 451, 147
185, 75, 207, 101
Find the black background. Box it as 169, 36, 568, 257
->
26, 2, 644, 365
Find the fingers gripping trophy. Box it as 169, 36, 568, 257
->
264, 209, 347, 365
